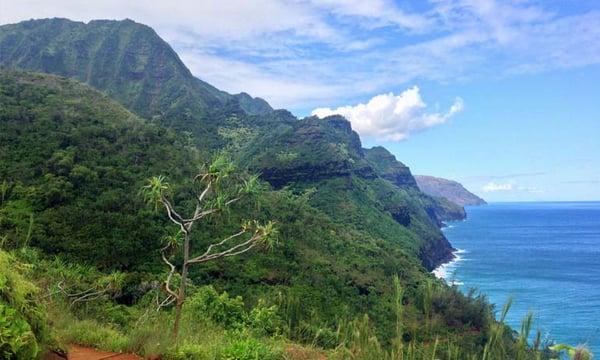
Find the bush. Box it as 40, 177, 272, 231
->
220, 338, 280, 360
185, 286, 246, 329
166, 343, 209, 360
247, 300, 281, 337
0, 303, 39, 359
0, 250, 49, 359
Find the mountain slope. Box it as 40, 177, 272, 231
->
0, 18, 272, 150
0, 70, 200, 268
415, 175, 486, 207
0, 70, 434, 339
364, 146, 466, 223
0, 18, 462, 271
240, 115, 456, 269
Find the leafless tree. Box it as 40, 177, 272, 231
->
141, 157, 276, 339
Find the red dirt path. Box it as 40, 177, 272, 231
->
67, 345, 142, 360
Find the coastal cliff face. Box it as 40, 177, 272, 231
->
364, 147, 467, 223
415, 175, 486, 207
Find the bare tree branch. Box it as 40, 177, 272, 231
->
187, 232, 262, 264
161, 244, 179, 299
197, 181, 212, 204
187, 230, 246, 264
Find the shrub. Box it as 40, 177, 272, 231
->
0, 250, 49, 358
247, 300, 282, 336
0, 303, 39, 359
185, 286, 246, 329
166, 343, 209, 360
220, 338, 280, 360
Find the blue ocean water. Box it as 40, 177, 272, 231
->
435, 202, 600, 354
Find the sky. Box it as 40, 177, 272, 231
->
1, 0, 599, 201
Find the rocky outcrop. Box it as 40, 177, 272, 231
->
419, 235, 455, 271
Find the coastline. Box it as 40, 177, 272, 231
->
432, 248, 467, 285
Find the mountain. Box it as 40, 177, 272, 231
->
0, 70, 492, 352
364, 146, 466, 223
415, 175, 487, 207
0, 70, 201, 268
0, 18, 272, 150
239, 115, 461, 269
0, 18, 460, 270
0, 19, 501, 354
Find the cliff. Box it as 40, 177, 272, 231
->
415, 175, 486, 207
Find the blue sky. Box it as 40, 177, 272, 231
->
2, 0, 599, 201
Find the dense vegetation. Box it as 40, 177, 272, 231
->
0, 17, 592, 360
0, 18, 272, 152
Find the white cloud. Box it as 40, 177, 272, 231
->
311, 86, 463, 141
482, 182, 513, 192
179, 51, 346, 109
2, 0, 600, 111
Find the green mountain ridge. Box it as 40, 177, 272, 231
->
0, 18, 554, 359
0, 18, 272, 150
0, 69, 485, 353
0, 18, 462, 270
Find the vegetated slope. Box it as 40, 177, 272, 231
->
0, 70, 452, 343
0, 18, 459, 272
365, 146, 466, 223
0, 70, 201, 268
240, 115, 456, 269
0, 18, 271, 150
415, 175, 486, 207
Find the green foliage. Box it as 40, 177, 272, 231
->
0, 70, 200, 269
184, 286, 282, 336
549, 344, 593, 360
0, 303, 39, 359
0, 250, 49, 359
247, 300, 281, 337
221, 338, 280, 360
0, 18, 272, 151
186, 286, 246, 329
141, 175, 171, 212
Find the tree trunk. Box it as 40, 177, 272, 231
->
172, 233, 190, 341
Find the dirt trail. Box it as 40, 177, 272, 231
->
67, 345, 142, 360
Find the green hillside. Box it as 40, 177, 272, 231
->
0, 69, 497, 359
0, 18, 271, 150
0, 17, 571, 360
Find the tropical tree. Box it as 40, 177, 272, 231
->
141, 155, 277, 339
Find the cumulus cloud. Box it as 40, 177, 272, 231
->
311, 86, 463, 141
482, 182, 513, 192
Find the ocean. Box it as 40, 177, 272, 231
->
433, 202, 600, 354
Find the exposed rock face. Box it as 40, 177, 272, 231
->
245, 115, 377, 187
419, 236, 456, 271
415, 175, 486, 207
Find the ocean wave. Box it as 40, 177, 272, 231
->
432, 249, 468, 283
